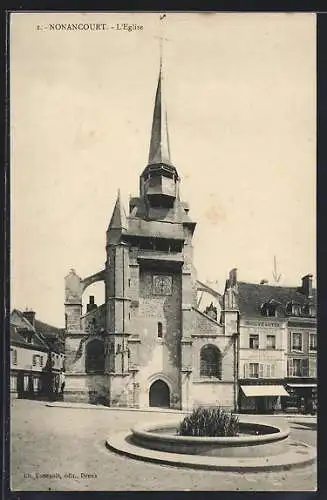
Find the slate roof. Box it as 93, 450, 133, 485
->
147, 62, 172, 168
10, 310, 64, 351
34, 319, 64, 337
126, 217, 186, 240
10, 325, 27, 345
10, 323, 49, 350
236, 282, 317, 318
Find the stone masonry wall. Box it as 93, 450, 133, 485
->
129, 267, 182, 408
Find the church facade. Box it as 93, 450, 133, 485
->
64, 64, 238, 410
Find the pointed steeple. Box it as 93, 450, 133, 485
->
148, 55, 172, 167
108, 189, 127, 232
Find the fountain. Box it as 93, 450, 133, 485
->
106, 411, 316, 471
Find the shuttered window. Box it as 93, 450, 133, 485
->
288, 358, 309, 377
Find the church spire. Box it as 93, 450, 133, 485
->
108, 189, 127, 232
147, 46, 172, 167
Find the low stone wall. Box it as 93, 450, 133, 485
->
130, 421, 290, 458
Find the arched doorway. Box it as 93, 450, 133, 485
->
149, 379, 170, 408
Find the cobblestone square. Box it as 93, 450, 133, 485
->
10, 399, 316, 491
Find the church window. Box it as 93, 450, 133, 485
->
200, 344, 222, 379
85, 339, 105, 374
158, 322, 163, 338
153, 275, 172, 295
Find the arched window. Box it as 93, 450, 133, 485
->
158, 322, 163, 338
85, 339, 105, 374
200, 344, 222, 379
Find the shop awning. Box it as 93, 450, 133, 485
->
241, 385, 290, 397
287, 383, 317, 388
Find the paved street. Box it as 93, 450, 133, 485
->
11, 399, 316, 491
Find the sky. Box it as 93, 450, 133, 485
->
10, 12, 316, 327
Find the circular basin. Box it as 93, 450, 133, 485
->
131, 420, 290, 458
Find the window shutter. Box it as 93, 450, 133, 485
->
287, 358, 292, 377
302, 358, 309, 377
244, 363, 248, 378
259, 363, 264, 378
309, 359, 316, 378
271, 364, 276, 377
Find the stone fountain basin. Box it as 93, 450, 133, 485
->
131, 420, 290, 458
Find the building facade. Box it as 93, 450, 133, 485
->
223, 270, 317, 414
64, 64, 237, 410
10, 310, 65, 400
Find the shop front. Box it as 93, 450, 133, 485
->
283, 382, 317, 414
239, 384, 290, 414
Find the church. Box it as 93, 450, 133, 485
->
63, 60, 238, 410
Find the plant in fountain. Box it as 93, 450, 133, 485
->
178, 407, 239, 437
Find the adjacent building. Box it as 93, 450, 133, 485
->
223, 270, 317, 414
10, 309, 65, 400
63, 63, 238, 410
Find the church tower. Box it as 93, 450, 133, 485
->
105, 190, 131, 403
104, 56, 197, 409
64, 45, 236, 410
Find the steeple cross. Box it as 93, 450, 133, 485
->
153, 14, 171, 68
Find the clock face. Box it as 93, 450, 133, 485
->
153, 275, 172, 295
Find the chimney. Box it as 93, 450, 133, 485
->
86, 295, 97, 313
229, 268, 238, 287
301, 274, 313, 298
23, 310, 36, 328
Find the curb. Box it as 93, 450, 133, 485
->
45, 402, 317, 421
46, 402, 187, 414
105, 432, 316, 473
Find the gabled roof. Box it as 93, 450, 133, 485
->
10, 309, 62, 351
236, 281, 317, 318
11, 309, 34, 331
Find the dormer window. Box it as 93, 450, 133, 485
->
261, 301, 278, 317
286, 301, 301, 317
302, 303, 316, 318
